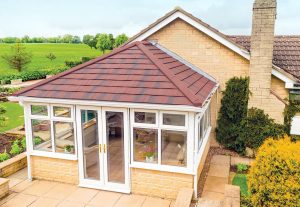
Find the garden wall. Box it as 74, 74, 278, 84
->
30, 156, 78, 184
0, 152, 27, 177
131, 168, 193, 199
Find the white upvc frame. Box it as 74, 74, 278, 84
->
26, 103, 77, 160
130, 109, 194, 174
77, 106, 130, 193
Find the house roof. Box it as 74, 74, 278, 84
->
128, 7, 300, 82
228, 35, 300, 80
13, 41, 217, 107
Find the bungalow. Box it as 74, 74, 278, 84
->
9, 0, 300, 199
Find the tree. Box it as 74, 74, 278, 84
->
46, 53, 56, 61
114, 33, 128, 48
96, 33, 113, 54
216, 77, 250, 153
1, 42, 32, 72
62, 34, 73, 43
2, 37, 18, 43
108, 34, 114, 50
82, 34, 96, 49
21, 35, 31, 43
71, 36, 81, 44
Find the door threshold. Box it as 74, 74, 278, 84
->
78, 183, 131, 194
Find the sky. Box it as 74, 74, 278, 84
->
0, 0, 299, 38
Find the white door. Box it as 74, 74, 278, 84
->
77, 106, 130, 193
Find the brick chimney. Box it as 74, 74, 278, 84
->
248, 0, 277, 108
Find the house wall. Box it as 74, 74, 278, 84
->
271, 76, 289, 100
131, 168, 193, 199
148, 19, 288, 137
30, 156, 79, 184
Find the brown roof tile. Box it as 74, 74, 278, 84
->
14, 41, 217, 107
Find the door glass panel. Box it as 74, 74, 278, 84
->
81, 110, 100, 180
106, 111, 125, 184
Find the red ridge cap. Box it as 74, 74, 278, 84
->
136, 42, 203, 107
13, 41, 139, 97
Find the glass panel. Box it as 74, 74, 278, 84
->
163, 113, 185, 126
133, 128, 158, 163
53, 106, 71, 118
134, 112, 156, 124
198, 118, 204, 151
31, 119, 52, 151
106, 111, 125, 183
53, 122, 75, 154
81, 110, 100, 180
31, 105, 48, 116
161, 130, 187, 167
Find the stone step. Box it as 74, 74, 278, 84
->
197, 198, 222, 207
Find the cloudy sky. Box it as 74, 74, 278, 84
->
0, 0, 299, 38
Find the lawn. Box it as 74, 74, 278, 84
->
232, 173, 249, 196
0, 43, 101, 75
0, 102, 24, 132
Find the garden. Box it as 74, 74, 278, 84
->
215, 77, 300, 207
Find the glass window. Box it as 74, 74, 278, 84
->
134, 112, 156, 124
31, 105, 48, 116
161, 130, 187, 167
53, 106, 71, 118
31, 119, 51, 151
53, 122, 75, 154
133, 128, 158, 163
81, 110, 97, 123
198, 117, 204, 151
163, 113, 185, 126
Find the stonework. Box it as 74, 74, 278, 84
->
248, 0, 280, 120
0, 178, 9, 199
30, 156, 79, 184
131, 168, 193, 199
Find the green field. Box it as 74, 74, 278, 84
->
0, 44, 101, 74
0, 102, 24, 132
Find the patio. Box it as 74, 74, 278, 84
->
1, 168, 174, 207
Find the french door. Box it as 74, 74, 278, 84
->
77, 107, 130, 193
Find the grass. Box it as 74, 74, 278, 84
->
0, 102, 24, 132
0, 43, 101, 75
232, 173, 249, 196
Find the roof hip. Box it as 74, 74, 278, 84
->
136, 41, 203, 106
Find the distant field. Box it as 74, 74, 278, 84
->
0, 44, 102, 75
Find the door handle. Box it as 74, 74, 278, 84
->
104, 144, 106, 153
99, 144, 102, 153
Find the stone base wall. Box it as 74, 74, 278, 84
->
131, 168, 193, 199
31, 156, 79, 184
0, 152, 27, 178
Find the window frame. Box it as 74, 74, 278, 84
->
27, 103, 77, 160
196, 104, 211, 153
130, 109, 191, 174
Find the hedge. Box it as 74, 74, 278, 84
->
0, 67, 69, 84
248, 136, 300, 207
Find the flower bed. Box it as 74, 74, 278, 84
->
0, 133, 26, 162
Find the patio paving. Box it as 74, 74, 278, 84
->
1, 168, 173, 207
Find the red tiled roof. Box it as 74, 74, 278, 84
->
228, 35, 300, 80
14, 41, 217, 107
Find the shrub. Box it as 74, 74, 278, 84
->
21, 136, 26, 149
0, 105, 7, 127
248, 136, 300, 207
81, 56, 92, 63
237, 163, 248, 173
10, 140, 22, 155
0, 151, 10, 162
216, 77, 250, 152
65, 60, 82, 68
34, 136, 42, 145
45, 53, 56, 61
238, 108, 285, 150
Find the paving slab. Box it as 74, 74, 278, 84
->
2, 193, 37, 207
224, 184, 240, 199
56, 200, 86, 207
0, 192, 18, 206
142, 196, 171, 207
88, 190, 122, 207
203, 176, 228, 193
29, 197, 60, 207
201, 191, 224, 201
210, 155, 230, 166
7, 168, 28, 180
11, 180, 37, 193
8, 178, 23, 188
43, 183, 78, 200
22, 180, 57, 196
207, 164, 230, 178
114, 194, 146, 207
65, 187, 99, 203
197, 198, 222, 207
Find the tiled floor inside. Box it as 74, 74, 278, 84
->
1, 168, 174, 207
